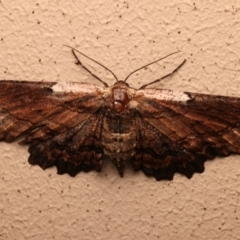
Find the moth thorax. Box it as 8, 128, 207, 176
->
112, 88, 130, 112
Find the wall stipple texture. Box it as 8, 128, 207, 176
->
0, 1, 240, 239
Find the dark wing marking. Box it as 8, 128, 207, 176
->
0, 80, 105, 175
134, 88, 240, 180
28, 110, 104, 176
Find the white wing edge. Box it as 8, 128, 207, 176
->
51, 82, 104, 93
137, 88, 191, 102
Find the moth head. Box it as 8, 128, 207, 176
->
111, 81, 130, 113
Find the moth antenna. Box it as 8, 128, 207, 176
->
71, 49, 108, 87
124, 51, 180, 83
139, 59, 186, 89
64, 45, 119, 86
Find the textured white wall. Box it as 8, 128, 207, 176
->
0, 0, 240, 239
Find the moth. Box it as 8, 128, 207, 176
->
1, 47, 240, 181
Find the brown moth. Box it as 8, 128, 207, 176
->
0, 48, 240, 181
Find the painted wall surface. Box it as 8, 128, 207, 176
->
0, 1, 240, 239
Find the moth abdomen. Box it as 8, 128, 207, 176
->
101, 111, 138, 176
